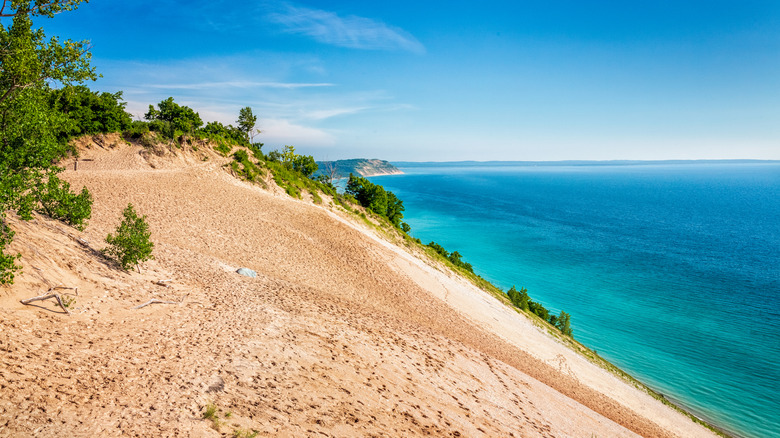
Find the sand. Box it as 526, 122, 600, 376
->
0, 139, 720, 437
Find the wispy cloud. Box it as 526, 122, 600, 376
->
267, 3, 425, 54
145, 81, 335, 90
305, 107, 371, 120
260, 118, 336, 147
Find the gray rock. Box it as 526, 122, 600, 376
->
236, 267, 257, 278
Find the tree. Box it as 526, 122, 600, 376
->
0, 1, 85, 18
49, 85, 132, 138
0, 0, 96, 283
145, 97, 203, 137
281, 145, 296, 168
557, 311, 573, 337
236, 106, 257, 143
292, 154, 318, 178
507, 285, 529, 310
104, 203, 154, 271
0, 1, 94, 106
199, 120, 245, 145
385, 190, 404, 226
345, 173, 406, 225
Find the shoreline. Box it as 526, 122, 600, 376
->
0, 141, 728, 436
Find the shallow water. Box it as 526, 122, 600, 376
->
371, 163, 780, 438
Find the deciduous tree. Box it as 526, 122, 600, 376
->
0, 0, 95, 283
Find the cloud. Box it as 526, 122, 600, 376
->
304, 106, 371, 120
145, 81, 334, 90
260, 118, 336, 147
267, 3, 425, 54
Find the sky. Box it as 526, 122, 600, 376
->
26, 0, 780, 161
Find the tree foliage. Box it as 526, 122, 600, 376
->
507, 285, 529, 310
199, 120, 247, 146
345, 173, 405, 227
292, 154, 318, 178
0, 1, 96, 283
236, 106, 257, 142
104, 203, 154, 271
426, 241, 474, 273
0, 1, 87, 18
36, 173, 92, 230
48, 85, 131, 138
556, 311, 573, 336
505, 285, 572, 337
144, 97, 203, 137
0, 221, 20, 284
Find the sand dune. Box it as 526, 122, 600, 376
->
0, 140, 719, 437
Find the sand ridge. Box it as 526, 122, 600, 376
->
0, 141, 718, 437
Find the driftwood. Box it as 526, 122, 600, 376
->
153, 279, 173, 287
74, 158, 94, 171
20, 286, 78, 315
133, 299, 178, 309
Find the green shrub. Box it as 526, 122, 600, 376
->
103, 203, 154, 271
36, 174, 92, 231
214, 141, 232, 157
0, 222, 21, 285
199, 120, 247, 146
124, 120, 150, 139
248, 143, 264, 160
231, 149, 262, 181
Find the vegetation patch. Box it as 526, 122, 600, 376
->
36, 173, 92, 231
103, 203, 155, 271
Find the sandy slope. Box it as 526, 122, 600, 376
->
0, 140, 719, 437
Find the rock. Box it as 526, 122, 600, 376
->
236, 267, 256, 278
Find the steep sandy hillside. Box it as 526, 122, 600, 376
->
0, 140, 718, 437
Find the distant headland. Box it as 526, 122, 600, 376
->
316, 158, 403, 178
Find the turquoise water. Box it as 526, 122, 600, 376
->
370, 163, 780, 438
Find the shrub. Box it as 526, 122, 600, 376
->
230, 150, 262, 182
124, 120, 150, 139
199, 120, 247, 146
214, 141, 232, 157
248, 142, 264, 160
0, 222, 21, 285
103, 203, 154, 271
36, 174, 92, 231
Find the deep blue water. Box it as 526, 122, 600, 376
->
370, 163, 780, 438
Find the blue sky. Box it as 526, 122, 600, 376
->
30, 0, 780, 160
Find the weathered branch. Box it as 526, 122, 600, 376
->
20, 286, 75, 314
133, 299, 178, 310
